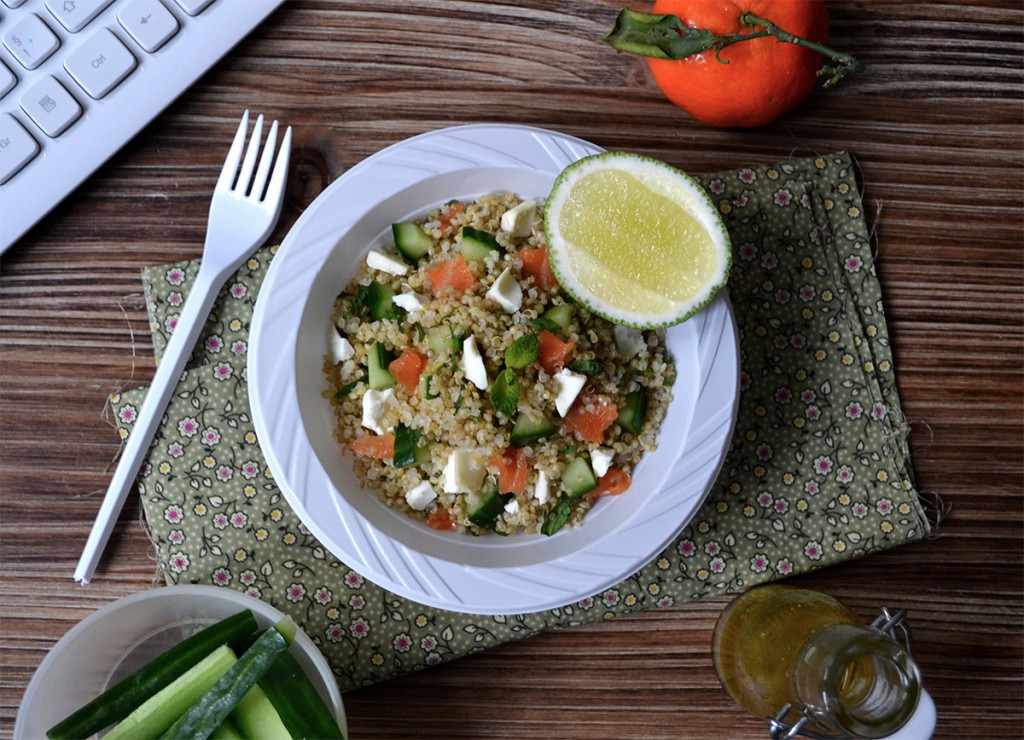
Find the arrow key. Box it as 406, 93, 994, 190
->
45, 0, 114, 33
118, 0, 179, 53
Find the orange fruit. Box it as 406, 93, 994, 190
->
647, 0, 830, 128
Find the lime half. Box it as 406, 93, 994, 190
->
544, 152, 731, 329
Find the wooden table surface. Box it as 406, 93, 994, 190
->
2, 1, 1022, 737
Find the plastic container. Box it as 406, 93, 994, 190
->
14, 585, 346, 739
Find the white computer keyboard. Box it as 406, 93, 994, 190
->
0, 0, 287, 253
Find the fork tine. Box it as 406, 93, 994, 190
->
216, 110, 249, 192
263, 125, 292, 211
249, 119, 279, 201
235, 114, 264, 194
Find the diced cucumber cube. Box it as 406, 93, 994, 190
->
616, 389, 647, 434
561, 457, 598, 499
467, 478, 511, 529
459, 227, 504, 263
510, 409, 557, 446
392, 222, 433, 262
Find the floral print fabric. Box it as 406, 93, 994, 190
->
110, 151, 929, 691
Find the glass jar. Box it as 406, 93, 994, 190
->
712, 585, 922, 738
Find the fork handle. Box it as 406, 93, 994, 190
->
73, 266, 224, 584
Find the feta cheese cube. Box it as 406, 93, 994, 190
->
366, 249, 410, 276
461, 335, 489, 390
405, 480, 437, 511
590, 448, 613, 478
500, 199, 537, 238
553, 367, 586, 417
442, 449, 487, 494
504, 497, 520, 515
485, 266, 523, 313
392, 290, 428, 317
328, 328, 355, 364
361, 387, 395, 434
614, 325, 646, 360
533, 470, 550, 504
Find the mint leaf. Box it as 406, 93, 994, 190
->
333, 374, 367, 399
530, 316, 560, 333
489, 368, 520, 416
350, 283, 371, 316
541, 496, 573, 536
568, 359, 604, 376
448, 324, 462, 375
505, 333, 539, 370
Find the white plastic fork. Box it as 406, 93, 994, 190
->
74, 111, 292, 584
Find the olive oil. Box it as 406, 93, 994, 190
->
713, 585, 922, 737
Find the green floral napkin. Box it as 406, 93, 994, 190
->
109, 151, 929, 691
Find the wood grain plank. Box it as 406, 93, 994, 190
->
2, 1, 1021, 738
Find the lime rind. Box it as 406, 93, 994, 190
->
543, 152, 732, 330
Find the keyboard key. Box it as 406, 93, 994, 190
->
4, 14, 60, 70
118, 0, 179, 53
1, 0, 30, 8
0, 113, 39, 185
0, 61, 15, 100
19, 76, 81, 136
45, 0, 115, 33
65, 28, 136, 98
172, 0, 215, 16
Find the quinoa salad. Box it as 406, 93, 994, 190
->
323, 193, 675, 536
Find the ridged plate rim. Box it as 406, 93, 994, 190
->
249, 124, 739, 614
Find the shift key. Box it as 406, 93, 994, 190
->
0, 114, 40, 185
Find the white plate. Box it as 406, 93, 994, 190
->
249, 124, 739, 615
15, 585, 345, 739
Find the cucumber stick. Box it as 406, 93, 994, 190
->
104, 645, 238, 740
209, 715, 246, 740
160, 624, 291, 739
46, 610, 258, 740
230, 684, 291, 740
258, 649, 345, 739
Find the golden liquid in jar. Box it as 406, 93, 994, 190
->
712, 585, 861, 721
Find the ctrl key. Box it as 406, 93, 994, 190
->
0, 114, 39, 185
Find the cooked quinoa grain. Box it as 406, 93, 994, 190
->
324, 194, 674, 536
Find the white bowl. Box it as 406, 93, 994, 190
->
14, 585, 346, 739
249, 124, 739, 614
